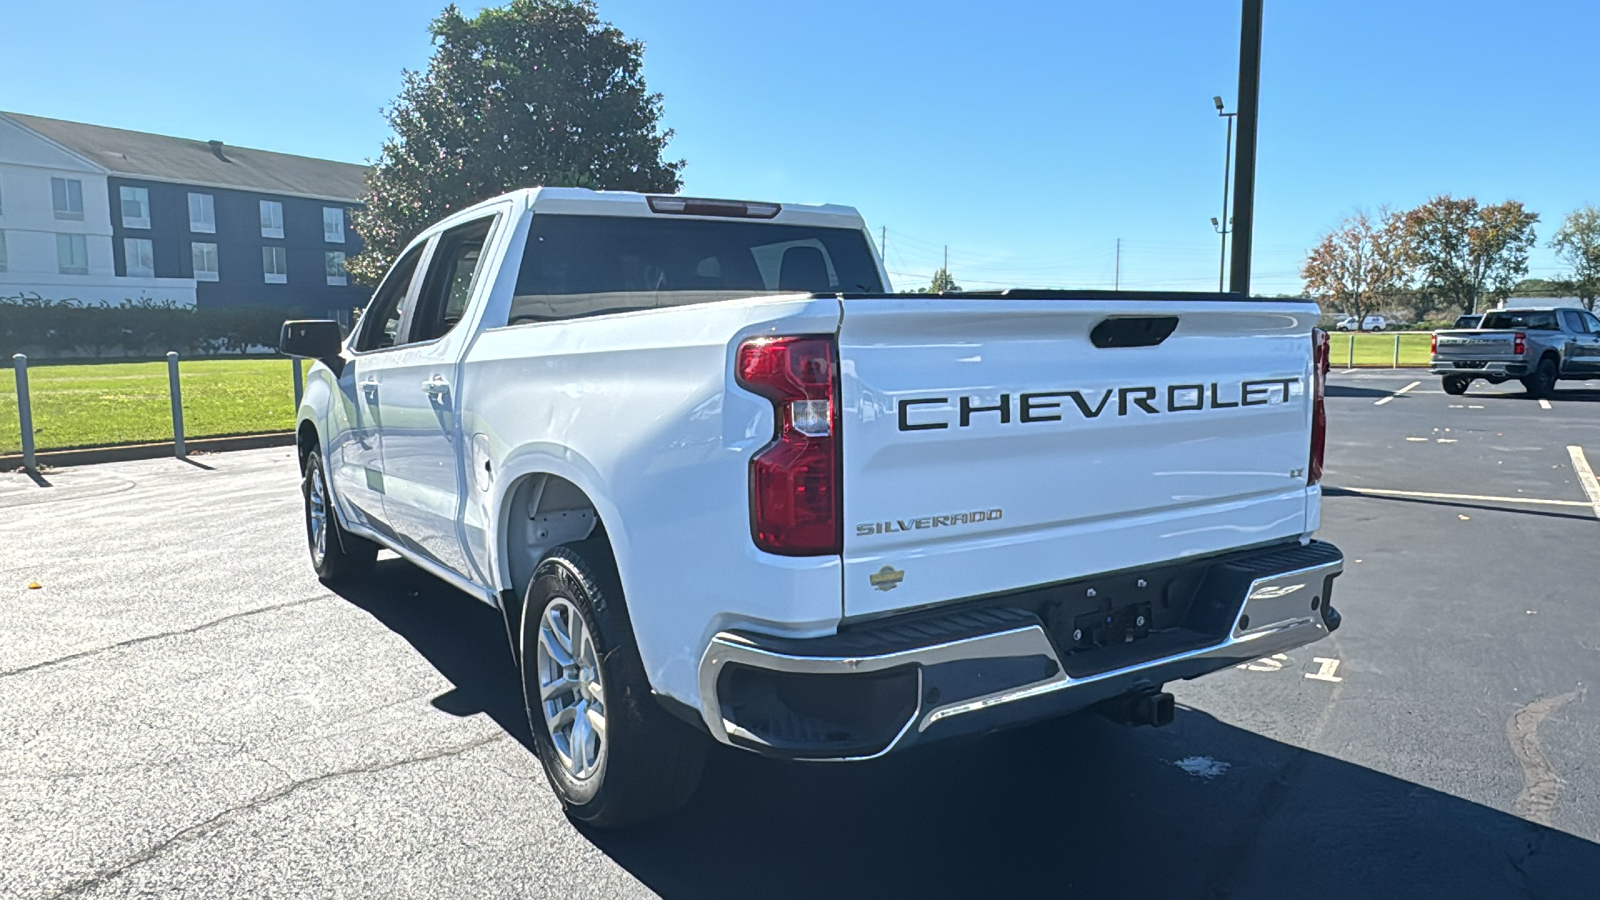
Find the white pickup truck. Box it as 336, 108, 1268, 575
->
281, 187, 1345, 827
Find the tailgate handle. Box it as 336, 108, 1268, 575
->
1090, 316, 1179, 348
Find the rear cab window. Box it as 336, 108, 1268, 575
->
1480, 310, 1560, 331
503, 215, 883, 326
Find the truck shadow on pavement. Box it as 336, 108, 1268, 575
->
332, 559, 1600, 900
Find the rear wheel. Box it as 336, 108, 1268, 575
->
302, 450, 377, 583
520, 540, 707, 828
1520, 357, 1558, 399
1441, 375, 1470, 395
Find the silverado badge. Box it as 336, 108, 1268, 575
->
870, 565, 905, 592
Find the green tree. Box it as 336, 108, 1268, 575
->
923, 267, 961, 293
1549, 205, 1600, 311
349, 0, 684, 283
1300, 208, 1410, 325
1402, 195, 1539, 315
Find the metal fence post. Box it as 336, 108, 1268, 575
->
13, 354, 36, 472
1347, 332, 1355, 369
291, 357, 304, 408
1393, 332, 1401, 369
167, 351, 185, 459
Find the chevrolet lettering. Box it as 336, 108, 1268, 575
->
282, 187, 1344, 829
896, 378, 1299, 431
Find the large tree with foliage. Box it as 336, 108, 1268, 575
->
1300, 208, 1410, 324
349, 0, 684, 283
1549, 205, 1600, 311
1402, 195, 1538, 315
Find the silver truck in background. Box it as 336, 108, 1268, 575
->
1430, 306, 1600, 397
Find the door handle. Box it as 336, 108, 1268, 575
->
360, 378, 380, 398
423, 376, 451, 398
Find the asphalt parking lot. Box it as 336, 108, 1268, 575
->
3, 370, 1598, 899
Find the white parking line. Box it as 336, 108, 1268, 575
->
1539, 399, 1553, 410
1331, 486, 1594, 509
1568, 446, 1600, 518
1374, 381, 1423, 406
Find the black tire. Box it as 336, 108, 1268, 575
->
1441, 375, 1470, 395
519, 540, 707, 828
302, 449, 378, 584
1520, 356, 1558, 399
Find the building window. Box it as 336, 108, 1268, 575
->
260, 200, 284, 239
57, 233, 89, 274
52, 177, 85, 220
263, 246, 287, 283
188, 193, 215, 233
124, 238, 154, 277
120, 186, 150, 229
323, 207, 345, 243
325, 250, 347, 286
192, 242, 219, 281
0, 231, 7, 272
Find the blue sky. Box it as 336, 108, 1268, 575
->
7, 0, 1597, 293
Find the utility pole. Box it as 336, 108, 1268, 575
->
1228, 0, 1264, 296
943, 245, 948, 274
1213, 96, 1237, 293
1115, 239, 1121, 290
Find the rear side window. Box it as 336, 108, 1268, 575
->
1480, 310, 1559, 331
505, 214, 883, 326
409, 216, 496, 344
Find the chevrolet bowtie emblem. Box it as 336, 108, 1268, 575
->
869, 565, 905, 592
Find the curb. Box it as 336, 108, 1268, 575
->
2, 432, 296, 470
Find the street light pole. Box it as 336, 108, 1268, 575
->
1213, 96, 1237, 293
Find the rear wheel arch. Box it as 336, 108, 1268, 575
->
498, 472, 618, 664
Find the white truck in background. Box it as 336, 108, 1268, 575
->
281, 187, 1345, 826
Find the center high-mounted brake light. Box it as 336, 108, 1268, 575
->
647, 196, 782, 219
736, 336, 840, 556
1514, 331, 1527, 355
1310, 328, 1329, 486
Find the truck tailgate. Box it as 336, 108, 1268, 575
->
838, 296, 1318, 619
1432, 330, 1520, 362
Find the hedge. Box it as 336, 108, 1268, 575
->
0, 293, 309, 360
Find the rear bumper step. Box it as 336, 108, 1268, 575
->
697, 541, 1343, 760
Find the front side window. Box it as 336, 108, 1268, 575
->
323, 207, 345, 243
120, 186, 150, 229
353, 244, 426, 352
188, 193, 215, 233
192, 242, 219, 281
325, 251, 347, 286
506, 215, 883, 326
52, 177, 84, 220
57, 233, 88, 273
260, 200, 284, 238
124, 238, 154, 277
263, 246, 287, 283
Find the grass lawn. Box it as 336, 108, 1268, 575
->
1326, 331, 1432, 368
1, 358, 307, 454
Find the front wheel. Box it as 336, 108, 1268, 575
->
1442, 375, 1470, 395
1520, 357, 1558, 399
302, 450, 377, 583
520, 540, 707, 828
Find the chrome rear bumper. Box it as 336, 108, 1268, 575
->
698, 541, 1343, 760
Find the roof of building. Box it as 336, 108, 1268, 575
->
3, 112, 368, 203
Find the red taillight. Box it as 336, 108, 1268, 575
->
736, 336, 840, 555
1310, 328, 1329, 486
1514, 332, 1526, 355
1430, 333, 1438, 355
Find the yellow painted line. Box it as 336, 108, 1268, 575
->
1569, 446, 1600, 518
1539, 399, 1553, 410
1331, 486, 1594, 509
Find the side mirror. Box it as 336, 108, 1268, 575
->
280, 320, 346, 370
